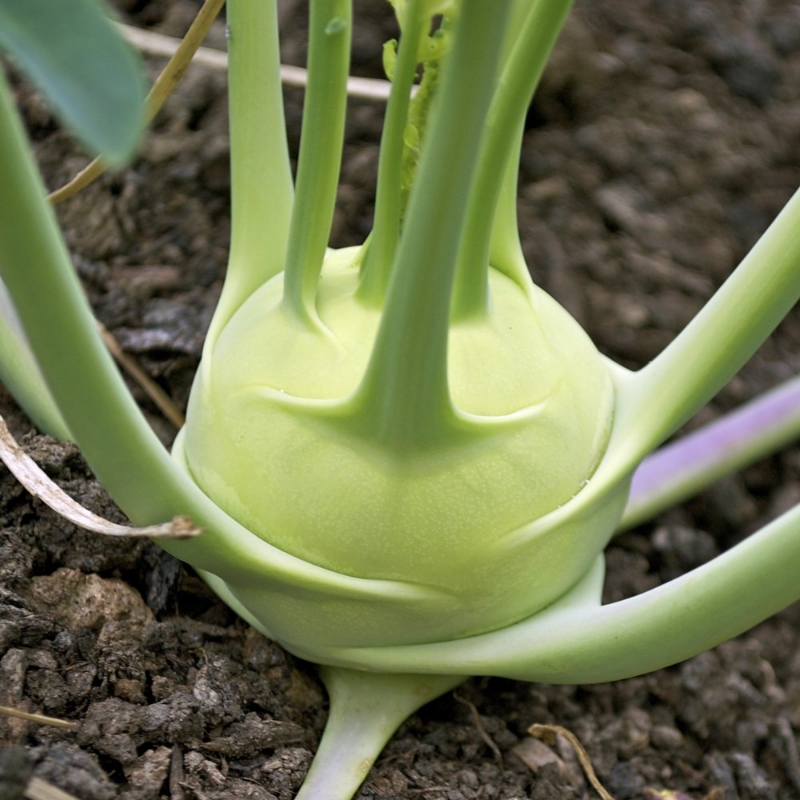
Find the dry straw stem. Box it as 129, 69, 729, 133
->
0, 414, 200, 539
49, 0, 227, 205
120, 23, 396, 101
97, 322, 184, 428
0, 704, 77, 730
50, 8, 396, 206
24, 777, 81, 800
528, 723, 615, 800
453, 693, 503, 768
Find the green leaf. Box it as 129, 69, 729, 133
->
0, 0, 146, 165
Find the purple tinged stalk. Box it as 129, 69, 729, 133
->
623, 375, 800, 529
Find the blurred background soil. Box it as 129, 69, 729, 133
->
2, 1, 800, 797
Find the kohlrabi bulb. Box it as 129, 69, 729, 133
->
175, 247, 619, 652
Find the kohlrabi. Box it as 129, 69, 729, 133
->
2, 1, 800, 798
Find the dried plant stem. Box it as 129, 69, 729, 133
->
453, 693, 503, 768
50, 10, 397, 206
98, 322, 184, 428
0, 704, 77, 730
25, 776, 81, 800
528, 723, 616, 800
49, 0, 227, 205
119, 23, 396, 100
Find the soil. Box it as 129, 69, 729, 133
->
2, 1, 800, 798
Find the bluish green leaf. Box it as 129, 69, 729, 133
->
0, 0, 146, 165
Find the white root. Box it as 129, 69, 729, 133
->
0, 415, 200, 539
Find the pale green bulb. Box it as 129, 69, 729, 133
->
179, 247, 617, 649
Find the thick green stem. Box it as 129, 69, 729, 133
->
0, 279, 69, 439
451, 0, 574, 320
521, 188, 800, 551
206, 0, 294, 345
488, 132, 533, 289
354, 1, 512, 451
295, 668, 463, 800
357, 3, 426, 306
0, 74, 163, 510
607, 187, 800, 474
281, 0, 352, 325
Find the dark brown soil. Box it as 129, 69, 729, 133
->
2, 1, 800, 798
